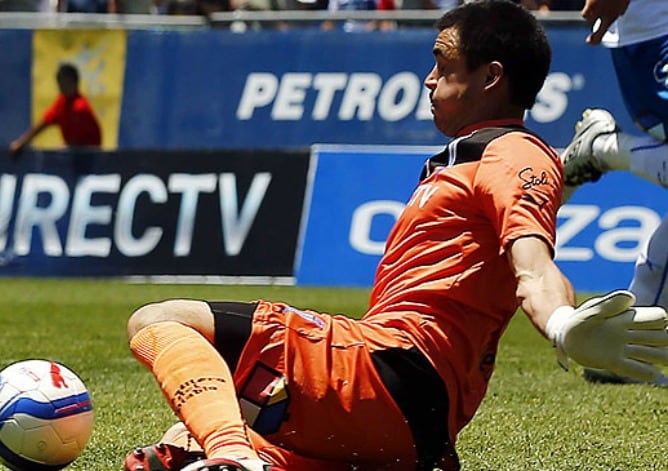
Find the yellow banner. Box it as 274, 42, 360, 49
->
32, 29, 126, 150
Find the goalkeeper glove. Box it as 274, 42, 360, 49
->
545, 290, 668, 382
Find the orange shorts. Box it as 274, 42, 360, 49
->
230, 301, 421, 470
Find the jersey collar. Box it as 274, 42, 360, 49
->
455, 118, 525, 137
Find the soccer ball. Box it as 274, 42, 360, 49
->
0, 359, 94, 470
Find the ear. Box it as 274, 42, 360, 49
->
484, 61, 504, 88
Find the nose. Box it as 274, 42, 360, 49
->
424, 65, 437, 90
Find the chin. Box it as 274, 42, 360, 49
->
435, 123, 455, 137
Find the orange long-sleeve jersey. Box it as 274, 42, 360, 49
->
362, 120, 563, 441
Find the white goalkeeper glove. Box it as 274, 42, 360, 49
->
545, 290, 668, 382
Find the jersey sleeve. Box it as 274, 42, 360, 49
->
41, 96, 62, 125
474, 132, 563, 254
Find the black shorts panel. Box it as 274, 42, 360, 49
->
371, 347, 460, 471
209, 301, 258, 373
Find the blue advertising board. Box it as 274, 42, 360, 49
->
0, 24, 637, 150
0, 29, 33, 147
119, 26, 631, 150
297, 145, 436, 286
556, 172, 667, 292
0, 149, 309, 279
297, 146, 667, 293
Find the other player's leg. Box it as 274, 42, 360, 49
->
629, 215, 668, 309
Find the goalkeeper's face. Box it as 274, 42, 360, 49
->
424, 27, 508, 138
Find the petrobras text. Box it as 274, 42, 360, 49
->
237, 71, 588, 126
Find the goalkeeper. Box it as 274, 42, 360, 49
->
123, 2, 668, 471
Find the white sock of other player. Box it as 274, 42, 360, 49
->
626, 136, 668, 187
629, 214, 668, 308
596, 132, 668, 187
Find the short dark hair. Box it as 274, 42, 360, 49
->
436, 0, 551, 109
57, 63, 80, 84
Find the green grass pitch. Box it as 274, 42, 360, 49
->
0, 278, 665, 470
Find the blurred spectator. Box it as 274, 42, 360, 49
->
544, 0, 582, 10
509, 0, 583, 11
323, 0, 396, 32
400, 0, 460, 11
108, 0, 164, 13
9, 63, 102, 155
57, 0, 110, 12
0, 0, 54, 11
516, 0, 549, 10
165, 0, 197, 13
197, 0, 231, 14
271, 0, 327, 12
228, 0, 325, 30
229, 0, 275, 11
164, 0, 229, 14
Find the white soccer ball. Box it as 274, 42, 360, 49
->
0, 359, 94, 470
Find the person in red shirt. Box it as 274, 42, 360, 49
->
122, 2, 668, 471
9, 62, 102, 155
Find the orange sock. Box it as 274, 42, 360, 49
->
130, 321, 258, 460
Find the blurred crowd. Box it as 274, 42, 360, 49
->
0, 1, 219, 14
0, 0, 584, 15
